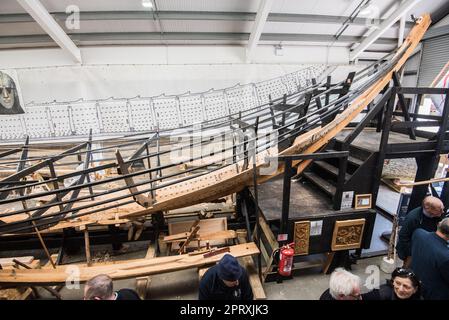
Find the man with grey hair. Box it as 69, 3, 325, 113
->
396, 196, 445, 267
319, 268, 362, 300
411, 217, 449, 300
83, 274, 141, 300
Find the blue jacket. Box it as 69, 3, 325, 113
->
198, 264, 253, 300
396, 206, 441, 260
411, 229, 449, 300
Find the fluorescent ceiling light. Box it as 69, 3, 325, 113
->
359, 3, 374, 16
142, 0, 153, 9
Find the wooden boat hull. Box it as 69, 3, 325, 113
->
0, 15, 431, 234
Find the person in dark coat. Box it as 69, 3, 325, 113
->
363, 267, 422, 300
396, 196, 444, 267
199, 254, 253, 300
84, 274, 141, 300
411, 218, 449, 300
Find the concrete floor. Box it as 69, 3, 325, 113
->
21, 241, 391, 300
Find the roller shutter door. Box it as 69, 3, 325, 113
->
418, 33, 449, 87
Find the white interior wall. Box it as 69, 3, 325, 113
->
0, 45, 349, 104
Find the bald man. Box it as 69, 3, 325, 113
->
396, 196, 445, 268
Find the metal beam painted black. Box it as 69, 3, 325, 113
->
392, 72, 416, 140
372, 87, 395, 205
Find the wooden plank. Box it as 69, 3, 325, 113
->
237, 235, 266, 300
166, 202, 235, 215
143, 242, 156, 259
202, 247, 230, 258
397, 176, 449, 187
135, 243, 152, 302
322, 252, 336, 274
0, 258, 43, 300
164, 230, 237, 243
0, 242, 259, 285
168, 218, 227, 250
43, 255, 58, 268
135, 277, 151, 300
168, 218, 226, 235
259, 241, 270, 265
0, 256, 34, 268
12, 259, 62, 300
115, 150, 152, 207
164, 231, 191, 241
245, 262, 266, 300
178, 225, 201, 254
258, 216, 277, 250
0, 287, 34, 300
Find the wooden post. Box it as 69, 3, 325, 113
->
84, 228, 92, 267
135, 242, 156, 299
23, 199, 56, 269
322, 252, 336, 274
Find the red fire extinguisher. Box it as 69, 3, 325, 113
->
276, 242, 295, 276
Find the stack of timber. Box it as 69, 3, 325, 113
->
0, 256, 40, 300
166, 217, 235, 252
0, 242, 259, 285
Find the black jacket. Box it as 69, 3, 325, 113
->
198, 265, 253, 300
396, 206, 441, 260
319, 288, 382, 300
411, 229, 449, 300
115, 289, 141, 300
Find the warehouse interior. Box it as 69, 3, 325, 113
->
0, 0, 449, 302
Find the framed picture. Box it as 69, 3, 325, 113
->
331, 218, 366, 251
355, 194, 372, 209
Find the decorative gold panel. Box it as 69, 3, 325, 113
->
331, 218, 366, 251
294, 221, 310, 255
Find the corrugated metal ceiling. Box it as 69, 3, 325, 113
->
0, 0, 447, 57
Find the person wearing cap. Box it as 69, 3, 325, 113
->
198, 253, 253, 300
396, 195, 445, 267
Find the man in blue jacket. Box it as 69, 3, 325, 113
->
199, 254, 253, 300
396, 196, 444, 267
411, 218, 449, 300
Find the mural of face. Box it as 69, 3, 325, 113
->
0, 71, 24, 114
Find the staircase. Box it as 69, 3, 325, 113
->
300, 139, 379, 210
